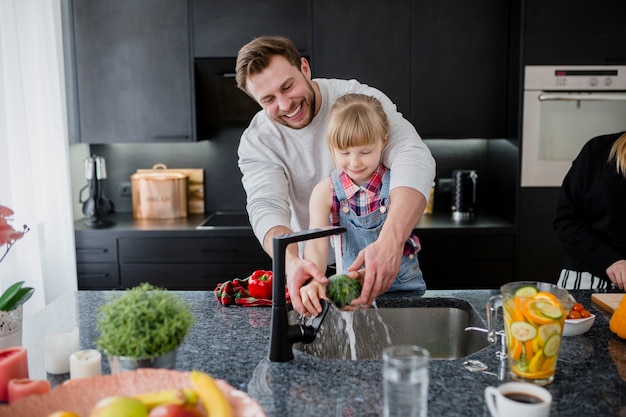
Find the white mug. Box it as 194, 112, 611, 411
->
484, 382, 551, 417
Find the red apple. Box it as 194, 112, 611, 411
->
147, 404, 203, 417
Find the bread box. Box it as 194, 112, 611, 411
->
131, 164, 189, 219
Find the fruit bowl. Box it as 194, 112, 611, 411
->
0, 369, 265, 417
563, 314, 596, 336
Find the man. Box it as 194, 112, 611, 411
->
236, 36, 435, 315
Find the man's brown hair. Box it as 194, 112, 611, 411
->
235, 36, 302, 95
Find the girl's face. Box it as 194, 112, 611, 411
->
332, 139, 385, 186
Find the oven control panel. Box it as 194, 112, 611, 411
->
525, 65, 626, 90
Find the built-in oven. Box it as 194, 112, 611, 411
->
521, 65, 626, 187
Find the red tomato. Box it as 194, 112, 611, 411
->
580, 309, 591, 318
572, 303, 584, 312
568, 310, 582, 319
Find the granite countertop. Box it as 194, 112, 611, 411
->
20, 289, 626, 416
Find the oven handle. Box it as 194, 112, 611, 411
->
538, 92, 626, 102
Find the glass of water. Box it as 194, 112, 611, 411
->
383, 344, 429, 417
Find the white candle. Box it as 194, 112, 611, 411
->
43, 327, 80, 374
69, 349, 102, 379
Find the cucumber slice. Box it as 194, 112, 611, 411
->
510, 321, 538, 342
514, 286, 538, 297
540, 303, 563, 320
543, 334, 561, 357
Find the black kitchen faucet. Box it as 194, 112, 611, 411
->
268, 226, 346, 362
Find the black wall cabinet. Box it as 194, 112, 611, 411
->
312, 0, 511, 139
411, 0, 511, 138
524, 0, 626, 65
69, 0, 193, 143
311, 0, 412, 119
191, 0, 310, 57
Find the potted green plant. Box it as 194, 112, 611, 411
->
0, 205, 33, 349
96, 282, 195, 373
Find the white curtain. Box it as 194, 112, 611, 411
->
0, 0, 77, 319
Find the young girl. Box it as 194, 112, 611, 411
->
301, 93, 426, 316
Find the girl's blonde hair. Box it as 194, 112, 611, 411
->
326, 94, 389, 151
609, 132, 626, 178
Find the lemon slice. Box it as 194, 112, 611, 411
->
539, 323, 561, 345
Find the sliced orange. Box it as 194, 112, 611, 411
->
533, 291, 559, 303
509, 338, 523, 360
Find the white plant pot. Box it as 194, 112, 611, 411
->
0, 305, 23, 350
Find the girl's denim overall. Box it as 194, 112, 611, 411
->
331, 169, 426, 294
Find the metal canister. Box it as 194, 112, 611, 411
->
131, 171, 189, 219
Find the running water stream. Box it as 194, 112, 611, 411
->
299, 302, 393, 360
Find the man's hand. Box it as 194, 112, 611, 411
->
348, 235, 403, 307
287, 257, 328, 315
348, 187, 426, 308
607, 260, 626, 290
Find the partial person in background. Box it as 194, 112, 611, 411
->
300, 94, 426, 316
235, 36, 435, 315
554, 131, 626, 290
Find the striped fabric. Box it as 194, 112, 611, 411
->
557, 269, 614, 290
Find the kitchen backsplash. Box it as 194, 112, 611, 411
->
70, 135, 516, 222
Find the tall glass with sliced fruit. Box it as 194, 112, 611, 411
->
486, 281, 575, 386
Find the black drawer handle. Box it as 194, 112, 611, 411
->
200, 248, 237, 254
79, 273, 111, 278
77, 248, 109, 254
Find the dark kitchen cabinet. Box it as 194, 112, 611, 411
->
415, 214, 516, 289
524, 0, 626, 65
411, 0, 510, 138
191, 0, 310, 57
67, 0, 193, 143
312, 0, 511, 138
311, 0, 412, 118
74, 227, 271, 290
118, 236, 271, 290
75, 235, 120, 289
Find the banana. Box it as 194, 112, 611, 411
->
133, 387, 198, 410
190, 371, 233, 417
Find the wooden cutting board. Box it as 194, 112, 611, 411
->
591, 293, 625, 314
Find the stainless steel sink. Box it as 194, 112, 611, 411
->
196, 211, 250, 229
291, 297, 492, 360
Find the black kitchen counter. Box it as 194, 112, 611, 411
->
74, 211, 514, 237
20, 289, 626, 416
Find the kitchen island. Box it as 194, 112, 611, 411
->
19, 289, 626, 416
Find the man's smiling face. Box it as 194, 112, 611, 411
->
245, 55, 318, 129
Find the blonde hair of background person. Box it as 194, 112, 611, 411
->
554, 131, 626, 290
609, 132, 626, 176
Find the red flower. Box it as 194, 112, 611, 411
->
0, 205, 29, 264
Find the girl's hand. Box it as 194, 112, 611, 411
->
300, 281, 327, 317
